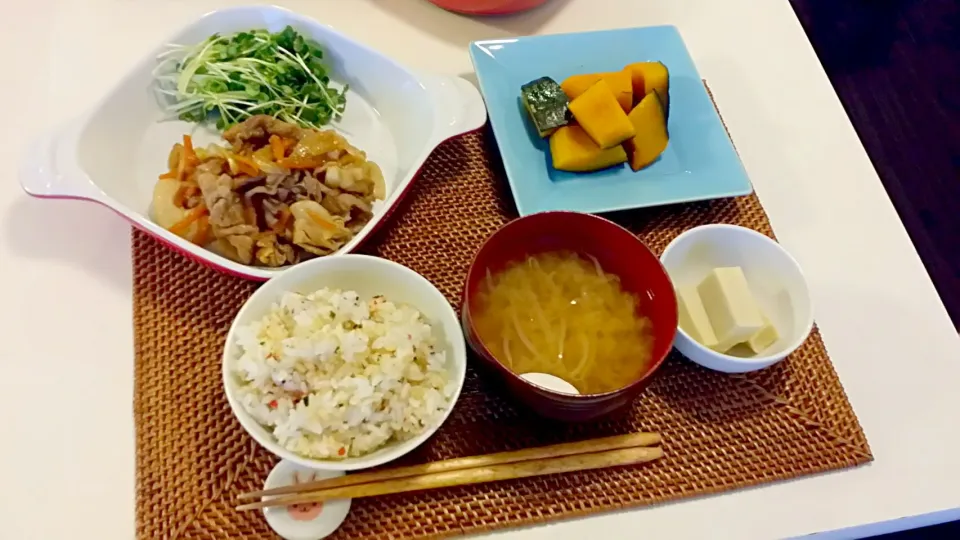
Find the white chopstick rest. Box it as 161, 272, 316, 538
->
263, 460, 352, 540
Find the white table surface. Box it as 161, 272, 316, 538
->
3, 0, 960, 538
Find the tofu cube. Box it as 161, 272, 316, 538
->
676, 286, 719, 349
697, 267, 764, 353
746, 314, 780, 353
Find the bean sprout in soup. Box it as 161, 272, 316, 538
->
472, 251, 653, 394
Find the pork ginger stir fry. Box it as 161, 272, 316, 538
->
151, 116, 386, 266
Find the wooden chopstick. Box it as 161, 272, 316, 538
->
239, 432, 660, 500
238, 439, 663, 511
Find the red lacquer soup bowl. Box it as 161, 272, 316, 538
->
427, 0, 548, 15
462, 211, 678, 421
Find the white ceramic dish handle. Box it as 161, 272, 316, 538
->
423, 74, 488, 141
20, 119, 103, 201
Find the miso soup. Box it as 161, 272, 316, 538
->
472, 251, 653, 394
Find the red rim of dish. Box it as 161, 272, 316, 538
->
429, 0, 548, 16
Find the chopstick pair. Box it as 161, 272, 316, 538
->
237, 432, 663, 511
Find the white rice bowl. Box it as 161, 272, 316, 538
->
230, 288, 457, 460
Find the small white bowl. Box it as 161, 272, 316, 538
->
659, 224, 813, 373
19, 5, 486, 280
222, 254, 467, 470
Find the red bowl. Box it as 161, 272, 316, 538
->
427, 0, 548, 15
462, 211, 678, 421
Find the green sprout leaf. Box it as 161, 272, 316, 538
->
156, 26, 347, 131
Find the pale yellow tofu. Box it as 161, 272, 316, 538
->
697, 267, 764, 354
746, 314, 779, 353
676, 286, 719, 349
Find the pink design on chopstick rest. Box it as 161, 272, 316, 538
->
287, 471, 324, 521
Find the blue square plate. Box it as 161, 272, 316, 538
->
469, 26, 752, 216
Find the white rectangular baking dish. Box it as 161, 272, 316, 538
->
19, 5, 486, 280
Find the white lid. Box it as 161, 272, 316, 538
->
262, 460, 352, 540
520, 372, 580, 395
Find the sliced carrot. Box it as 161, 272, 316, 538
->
192, 215, 210, 245
182, 134, 198, 164
269, 135, 286, 161
272, 208, 291, 234
158, 171, 177, 180
306, 209, 337, 231
231, 153, 260, 176
173, 184, 188, 209
171, 184, 200, 209
168, 205, 208, 236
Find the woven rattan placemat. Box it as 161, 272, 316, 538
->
134, 121, 872, 539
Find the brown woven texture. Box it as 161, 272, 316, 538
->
134, 123, 871, 539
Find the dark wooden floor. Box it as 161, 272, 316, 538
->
790, 0, 960, 332
870, 520, 960, 540
789, 1, 959, 537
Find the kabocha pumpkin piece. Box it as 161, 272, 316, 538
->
624, 65, 645, 102
561, 72, 632, 112
601, 70, 633, 113
549, 125, 628, 172
521, 77, 570, 138
568, 79, 636, 149
625, 61, 669, 110
624, 91, 669, 171
560, 73, 603, 100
